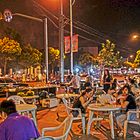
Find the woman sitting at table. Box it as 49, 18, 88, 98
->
115, 85, 137, 137
72, 88, 93, 117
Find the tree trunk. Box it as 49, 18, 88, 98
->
4, 58, 7, 75
51, 64, 54, 74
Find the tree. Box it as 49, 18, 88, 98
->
78, 52, 96, 67
48, 47, 60, 73
98, 40, 121, 68
4, 27, 24, 46
0, 37, 21, 75
134, 50, 140, 67
19, 44, 42, 68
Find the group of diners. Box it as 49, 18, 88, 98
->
71, 70, 140, 138
0, 70, 140, 139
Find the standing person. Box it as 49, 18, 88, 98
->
0, 100, 40, 140
66, 72, 73, 83
103, 69, 112, 93
69, 73, 80, 94
116, 85, 137, 137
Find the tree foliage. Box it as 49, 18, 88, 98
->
19, 44, 42, 68
134, 50, 140, 67
4, 27, 24, 46
0, 37, 21, 74
78, 52, 96, 67
98, 40, 122, 68
48, 47, 60, 71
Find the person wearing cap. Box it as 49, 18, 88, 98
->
0, 100, 40, 140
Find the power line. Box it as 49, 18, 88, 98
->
31, 0, 133, 53
64, 29, 102, 44
31, 0, 108, 41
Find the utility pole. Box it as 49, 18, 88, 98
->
59, 0, 64, 82
44, 18, 49, 82
70, 0, 73, 74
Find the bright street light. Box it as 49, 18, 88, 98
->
127, 55, 133, 62
132, 35, 138, 39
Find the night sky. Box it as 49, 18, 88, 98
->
0, 0, 140, 58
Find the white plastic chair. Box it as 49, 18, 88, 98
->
62, 97, 86, 134
41, 116, 73, 140
36, 137, 54, 140
124, 110, 140, 139
7, 95, 26, 104
7, 95, 31, 118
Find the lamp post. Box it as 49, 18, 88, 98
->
3, 10, 49, 82
44, 18, 49, 82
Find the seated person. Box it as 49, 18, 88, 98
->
0, 100, 40, 140
115, 85, 137, 137
72, 88, 93, 116
130, 79, 140, 97
84, 76, 92, 90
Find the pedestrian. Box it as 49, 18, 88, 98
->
102, 69, 112, 93
0, 100, 40, 140
69, 73, 80, 94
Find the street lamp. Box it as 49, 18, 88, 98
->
3, 9, 49, 82
127, 55, 133, 62
132, 35, 138, 40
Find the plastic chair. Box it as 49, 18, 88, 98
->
36, 137, 54, 140
7, 95, 26, 104
124, 110, 140, 139
62, 97, 86, 134
7, 95, 31, 119
41, 116, 73, 140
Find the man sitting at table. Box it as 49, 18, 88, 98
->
115, 85, 137, 137
0, 100, 40, 140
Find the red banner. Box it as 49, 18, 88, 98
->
64, 34, 78, 54
72, 34, 78, 53
64, 36, 70, 54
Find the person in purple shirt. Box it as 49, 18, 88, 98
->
0, 100, 40, 140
